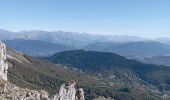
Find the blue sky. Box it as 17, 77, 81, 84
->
0, 0, 170, 38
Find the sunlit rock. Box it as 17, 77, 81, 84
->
59, 80, 85, 100
0, 42, 8, 81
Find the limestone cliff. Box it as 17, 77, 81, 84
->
0, 42, 8, 81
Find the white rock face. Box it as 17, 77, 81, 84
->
76, 88, 85, 100
59, 80, 85, 100
0, 42, 8, 81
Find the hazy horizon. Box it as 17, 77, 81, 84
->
0, 0, 170, 39
1, 28, 169, 40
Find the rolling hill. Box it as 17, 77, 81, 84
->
85, 41, 170, 57
84, 42, 119, 51
46, 50, 170, 87
105, 41, 170, 57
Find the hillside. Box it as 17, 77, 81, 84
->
0, 79, 57, 100
6, 48, 108, 99
46, 50, 170, 88
4, 39, 75, 56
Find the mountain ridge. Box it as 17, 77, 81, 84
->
85, 41, 170, 57
3, 39, 75, 56
0, 29, 146, 48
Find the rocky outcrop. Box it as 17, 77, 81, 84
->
0, 79, 51, 100
0, 42, 8, 81
0, 80, 85, 100
59, 80, 85, 100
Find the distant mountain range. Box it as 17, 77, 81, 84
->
0, 29, 146, 48
85, 41, 170, 57
3, 39, 75, 56
132, 56, 170, 66
2, 29, 170, 58
3, 39, 170, 57
156, 37, 170, 44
